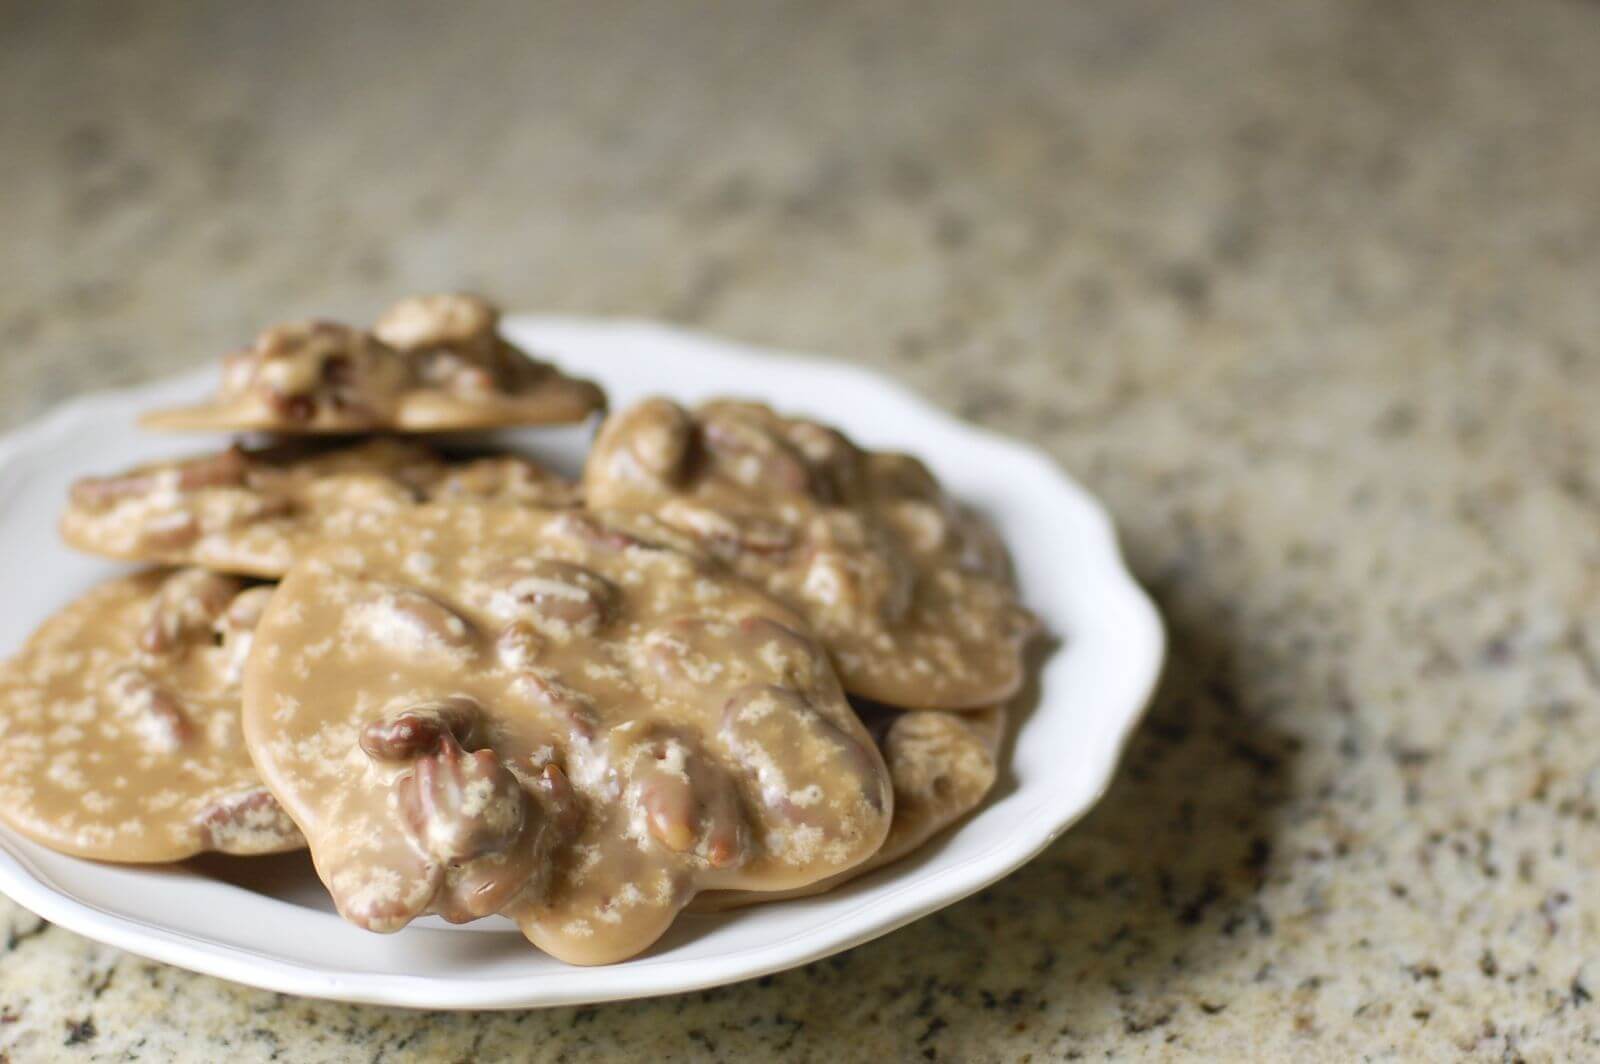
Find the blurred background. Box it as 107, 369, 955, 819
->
6, 1, 1593, 427
3, 1, 1600, 1059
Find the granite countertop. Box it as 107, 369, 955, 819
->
3, 0, 1599, 1059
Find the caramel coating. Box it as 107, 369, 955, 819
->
62, 438, 579, 578
142, 296, 605, 433
584, 399, 1036, 709
243, 504, 892, 964
0, 570, 302, 862
696, 701, 1005, 911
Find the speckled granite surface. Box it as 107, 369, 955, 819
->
3, 0, 1599, 1059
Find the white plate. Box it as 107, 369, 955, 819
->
0, 317, 1164, 1009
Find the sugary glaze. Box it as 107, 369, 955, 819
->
141, 296, 605, 433
243, 504, 892, 964
61, 438, 579, 578
583, 398, 1037, 709
0, 569, 302, 862
694, 702, 1004, 911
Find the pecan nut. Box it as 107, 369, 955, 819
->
638, 615, 824, 698
138, 570, 248, 655
70, 446, 251, 510
699, 406, 813, 494
194, 787, 303, 854
485, 559, 618, 640
104, 666, 193, 753
360, 695, 484, 762
355, 585, 477, 653
395, 735, 530, 864
225, 321, 411, 425
618, 725, 747, 870
720, 684, 889, 822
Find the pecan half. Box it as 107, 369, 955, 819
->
618, 725, 747, 869
547, 510, 652, 553
799, 512, 915, 625
70, 446, 251, 510
375, 293, 535, 398
434, 762, 581, 922
485, 560, 618, 640
620, 398, 696, 483
426, 456, 579, 508
104, 666, 193, 753
720, 684, 888, 820
215, 585, 276, 683
360, 695, 484, 762
139, 570, 247, 655
355, 586, 477, 653
395, 735, 529, 863
876, 498, 951, 557
657, 499, 795, 556
783, 419, 863, 502
864, 451, 941, 502
494, 621, 546, 671
194, 787, 303, 853
137, 511, 202, 551
227, 321, 411, 424
638, 615, 824, 698
700, 407, 813, 494
512, 671, 599, 742
375, 292, 499, 352
218, 584, 275, 634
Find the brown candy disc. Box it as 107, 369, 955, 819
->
584, 399, 1036, 709
62, 438, 579, 578
243, 503, 892, 964
0, 569, 302, 862
143, 295, 604, 434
